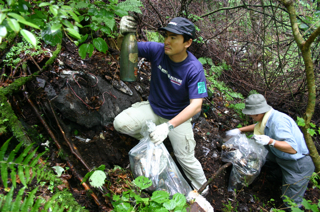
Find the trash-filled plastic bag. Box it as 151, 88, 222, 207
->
221, 134, 268, 191
129, 120, 192, 196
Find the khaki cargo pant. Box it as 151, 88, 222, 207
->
113, 101, 207, 190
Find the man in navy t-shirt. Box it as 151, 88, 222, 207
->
114, 17, 209, 194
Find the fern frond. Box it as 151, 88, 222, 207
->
11, 187, 25, 211
117, 0, 144, 14
2, 187, 14, 211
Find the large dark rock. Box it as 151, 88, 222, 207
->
47, 72, 141, 128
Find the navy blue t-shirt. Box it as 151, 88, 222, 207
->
138, 42, 208, 119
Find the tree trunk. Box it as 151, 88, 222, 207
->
280, 0, 320, 172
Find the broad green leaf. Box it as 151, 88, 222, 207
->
299, 23, 308, 30
18, 19, 41, 29
61, 5, 72, 10
62, 20, 73, 28
151, 190, 170, 204
163, 199, 177, 210
114, 202, 133, 212
89, 170, 106, 189
0, 13, 6, 24
53, 166, 64, 177
0, 25, 7, 37
79, 43, 92, 59
66, 27, 81, 39
7, 12, 25, 22
133, 176, 152, 190
104, 18, 115, 31
34, 9, 47, 19
51, 23, 62, 32
7, 18, 20, 33
6, 0, 16, 6
198, 57, 207, 65
49, 5, 58, 16
115, 8, 128, 17
93, 37, 108, 54
42, 25, 62, 46
20, 29, 37, 48
39, 2, 51, 7
67, 10, 79, 22
100, 26, 111, 35
173, 193, 186, 207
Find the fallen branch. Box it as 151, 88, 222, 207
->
48, 100, 92, 171
24, 91, 106, 209
198, 162, 232, 194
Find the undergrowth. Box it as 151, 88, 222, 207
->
0, 138, 87, 211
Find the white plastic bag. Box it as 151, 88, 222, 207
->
129, 120, 192, 196
221, 134, 268, 191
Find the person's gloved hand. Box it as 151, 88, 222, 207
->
120, 16, 137, 35
149, 123, 169, 146
226, 129, 241, 137
253, 135, 270, 145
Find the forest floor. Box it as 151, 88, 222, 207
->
2, 37, 318, 212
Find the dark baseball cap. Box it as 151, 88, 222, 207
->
159, 17, 195, 39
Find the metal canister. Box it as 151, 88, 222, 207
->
120, 33, 138, 81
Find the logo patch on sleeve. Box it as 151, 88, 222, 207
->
197, 82, 207, 94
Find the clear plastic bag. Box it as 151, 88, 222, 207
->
221, 134, 268, 191
129, 120, 192, 196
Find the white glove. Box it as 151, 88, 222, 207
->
149, 123, 169, 146
226, 129, 241, 137
120, 16, 137, 35
253, 135, 270, 145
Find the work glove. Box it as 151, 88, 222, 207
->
253, 135, 270, 145
120, 16, 137, 35
149, 123, 169, 146
226, 129, 241, 137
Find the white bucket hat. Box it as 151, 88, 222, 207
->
242, 94, 272, 115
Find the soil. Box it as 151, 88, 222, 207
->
4, 37, 316, 212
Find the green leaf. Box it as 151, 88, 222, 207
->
78, 34, 88, 44
296, 117, 305, 127
172, 193, 186, 208
100, 26, 111, 35
151, 190, 170, 204
198, 57, 207, 65
115, 8, 128, 17
18, 19, 41, 29
78, 43, 94, 59
22, 187, 38, 211
0, 13, 6, 24
7, 12, 25, 22
53, 166, 64, 177
310, 123, 316, 128
299, 23, 308, 30
39, 2, 51, 7
7, 0, 16, 6
66, 27, 81, 39
114, 202, 133, 212
307, 128, 316, 136
67, 10, 80, 22
42, 25, 62, 46
1, 163, 8, 188
20, 29, 37, 48
89, 170, 106, 189
104, 18, 115, 31
0, 25, 7, 37
2, 187, 14, 211
7, 18, 20, 33
51, 23, 62, 32
62, 20, 73, 29
133, 176, 152, 190
163, 199, 177, 210
93, 37, 108, 54
12, 187, 26, 211
18, 165, 27, 187
49, 5, 58, 16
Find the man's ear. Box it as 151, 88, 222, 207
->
184, 39, 192, 48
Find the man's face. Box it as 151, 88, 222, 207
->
163, 31, 191, 59
249, 113, 265, 122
